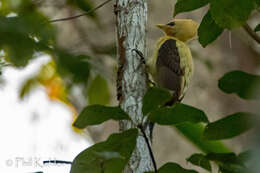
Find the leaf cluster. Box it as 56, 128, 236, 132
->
174, 0, 260, 46
0, 0, 114, 105
72, 86, 211, 173
172, 2, 260, 171
179, 69, 259, 173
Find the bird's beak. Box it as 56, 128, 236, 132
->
156, 24, 170, 33
156, 24, 166, 29
156, 24, 176, 36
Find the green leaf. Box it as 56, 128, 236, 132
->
206, 153, 242, 165
254, 24, 260, 32
70, 129, 138, 173
73, 105, 130, 128
174, 0, 209, 16
148, 103, 209, 125
67, 0, 96, 18
219, 164, 248, 173
19, 77, 38, 99
21, 12, 56, 45
88, 75, 110, 105
254, 0, 260, 7
210, 0, 255, 29
92, 151, 125, 160
0, 12, 56, 67
175, 123, 231, 153
55, 52, 91, 83
1, 12, 56, 44
204, 112, 255, 140
147, 162, 199, 173
187, 153, 211, 171
238, 150, 252, 164
218, 70, 260, 100
142, 87, 172, 116
206, 153, 249, 173
198, 10, 224, 47
1, 34, 36, 67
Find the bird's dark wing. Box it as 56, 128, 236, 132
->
156, 39, 183, 99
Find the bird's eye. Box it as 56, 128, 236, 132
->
167, 22, 175, 26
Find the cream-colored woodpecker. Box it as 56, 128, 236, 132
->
149, 19, 198, 105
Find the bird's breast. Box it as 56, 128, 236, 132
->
155, 37, 193, 100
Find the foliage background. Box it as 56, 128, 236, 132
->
0, 0, 259, 172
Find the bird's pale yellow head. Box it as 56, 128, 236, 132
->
156, 19, 198, 42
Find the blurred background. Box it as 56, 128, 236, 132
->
0, 0, 259, 172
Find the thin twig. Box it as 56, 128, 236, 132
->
43, 160, 72, 164
243, 23, 260, 44
49, 0, 114, 23
138, 125, 158, 173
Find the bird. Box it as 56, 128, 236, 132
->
148, 19, 198, 105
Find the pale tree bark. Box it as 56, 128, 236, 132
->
115, 0, 154, 172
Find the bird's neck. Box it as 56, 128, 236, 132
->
165, 33, 190, 42
163, 35, 183, 42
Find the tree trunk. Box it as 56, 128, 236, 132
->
115, 0, 154, 172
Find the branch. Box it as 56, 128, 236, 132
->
138, 125, 158, 173
43, 160, 72, 164
49, 0, 114, 23
243, 23, 260, 44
